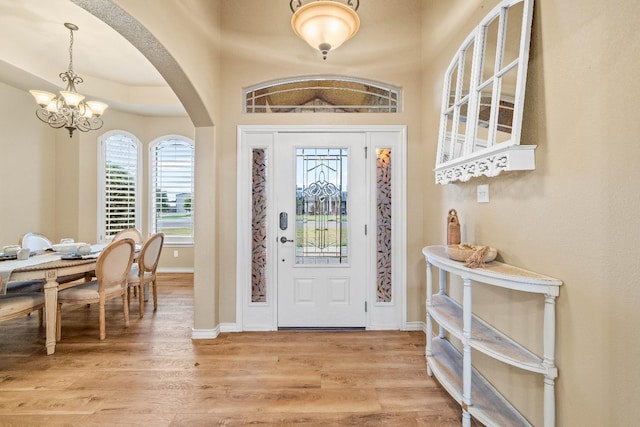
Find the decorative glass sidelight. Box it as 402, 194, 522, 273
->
376, 149, 392, 302
296, 148, 347, 265
251, 149, 267, 303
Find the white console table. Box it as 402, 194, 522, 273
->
422, 245, 562, 427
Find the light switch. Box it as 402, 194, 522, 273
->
477, 184, 489, 203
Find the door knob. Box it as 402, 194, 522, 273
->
280, 236, 293, 243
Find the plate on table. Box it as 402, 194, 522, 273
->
61, 254, 84, 260
0, 253, 17, 261
52, 242, 88, 254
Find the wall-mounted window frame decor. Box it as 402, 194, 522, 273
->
244, 75, 400, 113
434, 0, 536, 184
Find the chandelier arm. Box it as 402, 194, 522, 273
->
347, 0, 359, 11
59, 71, 83, 93
74, 115, 104, 132
35, 108, 68, 129
74, 117, 91, 132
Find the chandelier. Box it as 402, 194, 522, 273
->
29, 23, 108, 138
290, 0, 360, 60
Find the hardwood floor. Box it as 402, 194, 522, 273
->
0, 274, 463, 426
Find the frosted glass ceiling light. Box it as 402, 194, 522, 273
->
29, 23, 108, 138
290, 0, 360, 60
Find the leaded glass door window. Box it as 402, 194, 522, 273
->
296, 148, 347, 265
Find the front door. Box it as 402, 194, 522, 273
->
276, 132, 367, 327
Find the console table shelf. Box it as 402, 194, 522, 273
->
429, 337, 531, 427
423, 245, 562, 427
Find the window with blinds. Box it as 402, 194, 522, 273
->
98, 132, 141, 243
150, 137, 195, 245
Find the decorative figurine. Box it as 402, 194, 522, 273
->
447, 209, 461, 246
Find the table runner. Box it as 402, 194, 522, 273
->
0, 253, 63, 293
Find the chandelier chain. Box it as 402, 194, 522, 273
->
68, 26, 74, 73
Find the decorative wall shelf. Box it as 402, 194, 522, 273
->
422, 245, 562, 426
435, 144, 535, 184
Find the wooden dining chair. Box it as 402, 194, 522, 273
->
128, 233, 164, 318
0, 277, 45, 327
56, 238, 135, 341
113, 228, 144, 297
113, 228, 143, 244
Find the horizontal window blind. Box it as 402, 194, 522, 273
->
100, 134, 140, 241
150, 138, 194, 245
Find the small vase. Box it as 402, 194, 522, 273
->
447, 209, 461, 246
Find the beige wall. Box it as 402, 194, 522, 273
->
422, 0, 640, 425
3, 0, 639, 423
0, 82, 57, 246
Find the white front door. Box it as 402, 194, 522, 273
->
276, 132, 367, 327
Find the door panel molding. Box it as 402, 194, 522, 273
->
236, 125, 407, 331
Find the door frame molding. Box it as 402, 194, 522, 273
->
236, 125, 407, 331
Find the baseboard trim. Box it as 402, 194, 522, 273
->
404, 321, 426, 332
191, 326, 219, 339
158, 267, 194, 273
193, 322, 425, 337
220, 323, 241, 333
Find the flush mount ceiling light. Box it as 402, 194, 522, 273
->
290, 0, 360, 60
29, 23, 108, 138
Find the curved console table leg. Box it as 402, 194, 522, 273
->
543, 293, 558, 427
426, 261, 433, 376
462, 277, 472, 427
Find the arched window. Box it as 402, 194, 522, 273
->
244, 75, 401, 113
149, 136, 195, 245
98, 131, 142, 243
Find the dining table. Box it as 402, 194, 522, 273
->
1, 244, 109, 355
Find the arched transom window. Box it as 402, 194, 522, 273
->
244, 75, 400, 113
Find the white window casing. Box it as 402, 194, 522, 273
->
97, 131, 142, 243
149, 136, 195, 246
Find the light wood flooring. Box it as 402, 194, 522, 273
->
0, 274, 463, 426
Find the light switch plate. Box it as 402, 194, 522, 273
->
477, 184, 489, 203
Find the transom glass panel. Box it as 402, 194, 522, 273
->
244, 76, 400, 113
